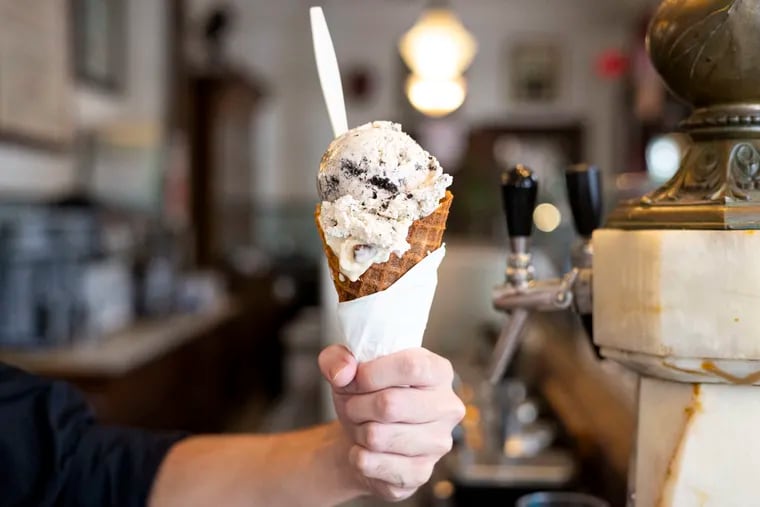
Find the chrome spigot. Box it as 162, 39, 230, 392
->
487, 164, 540, 384
487, 164, 603, 384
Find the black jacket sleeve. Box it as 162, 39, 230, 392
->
0, 362, 188, 507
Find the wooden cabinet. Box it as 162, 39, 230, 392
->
0, 287, 292, 433
188, 70, 264, 266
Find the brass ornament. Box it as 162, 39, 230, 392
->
608, 0, 760, 229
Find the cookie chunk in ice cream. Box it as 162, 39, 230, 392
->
317, 121, 452, 282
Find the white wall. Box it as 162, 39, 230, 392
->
458, 0, 628, 173
1, 0, 632, 202
216, 0, 632, 205
0, 0, 168, 199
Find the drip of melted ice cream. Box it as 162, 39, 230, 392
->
317, 121, 452, 282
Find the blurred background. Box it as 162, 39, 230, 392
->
0, 0, 689, 505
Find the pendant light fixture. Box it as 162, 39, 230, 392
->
399, 1, 477, 117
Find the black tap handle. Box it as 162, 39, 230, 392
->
500, 165, 538, 238
565, 164, 602, 237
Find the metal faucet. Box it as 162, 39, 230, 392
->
487, 163, 603, 384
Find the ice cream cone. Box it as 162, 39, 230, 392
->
316, 191, 453, 302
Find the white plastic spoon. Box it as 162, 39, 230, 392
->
310, 6, 348, 138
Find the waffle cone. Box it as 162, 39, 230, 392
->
316, 191, 453, 302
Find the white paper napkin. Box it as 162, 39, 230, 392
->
336, 246, 446, 362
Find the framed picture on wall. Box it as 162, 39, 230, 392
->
71, 0, 127, 92
0, 0, 73, 148
509, 41, 560, 103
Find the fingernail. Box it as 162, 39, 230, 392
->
331, 362, 348, 382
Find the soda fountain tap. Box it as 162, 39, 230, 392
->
565, 163, 602, 341
487, 164, 603, 384
487, 164, 540, 385
566, 163, 603, 268
449, 165, 578, 494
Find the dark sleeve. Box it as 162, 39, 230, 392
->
0, 362, 188, 507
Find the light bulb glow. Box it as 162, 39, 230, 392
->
533, 203, 561, 232
646, 135, 682, 181
406, 75, 466, 117
399, 8, 477, 80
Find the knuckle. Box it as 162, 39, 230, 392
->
382, 485, 414, 502
394, 488, 415, 502
440, 357, 455, 383
424, 350, 453, 384
401, 352, 426, 381
353, 448, 373, 475
411, 460, 435, 488
422, 459, 436, 482
436, 434, 454, 455
376, 390, 400, 421
363, 423, 385, 451
451, 396, 466, 422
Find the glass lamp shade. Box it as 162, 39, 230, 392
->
405, 74, 466, 117
399, 8, 477, 80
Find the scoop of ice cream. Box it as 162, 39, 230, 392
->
317, 121, 452, 282
318, 121, 451, 220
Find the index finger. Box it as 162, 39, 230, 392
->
349, 348, 454, 393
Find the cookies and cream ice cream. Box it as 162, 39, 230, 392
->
317, 121, 452, 282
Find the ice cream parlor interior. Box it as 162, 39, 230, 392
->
1, 0, 741, 505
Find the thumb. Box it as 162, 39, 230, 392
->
318, 345, 357, 389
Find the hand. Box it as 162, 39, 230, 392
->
318, 346, 465, 502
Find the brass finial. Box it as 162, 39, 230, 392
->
607, 0, 760, 229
